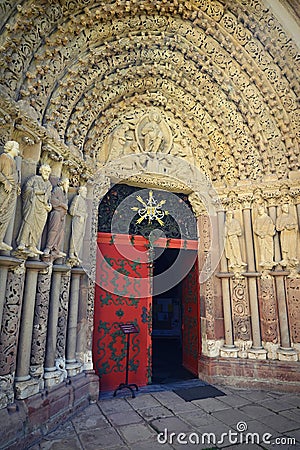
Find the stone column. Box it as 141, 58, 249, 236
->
66, 267, 84, 376
76, 273, 92, 370
0, 262, 26, 407
268, 204, 281, 264
242, 201, 266, 358
0, 256, 21, 329
44, 264, 70, 388
296, 200, 300, 227
55, 272, 71, 370
272, 271, 298, 361
30, 268, 52, 383
216, 209, 237, 357
14, 260, 48, 399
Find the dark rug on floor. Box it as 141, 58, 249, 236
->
173, 385, 226, 401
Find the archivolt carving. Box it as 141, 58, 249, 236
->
0, 1, 299, 185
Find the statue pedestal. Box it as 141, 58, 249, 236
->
220, 346, 238, 358
248, 348, 267, 360
15, 378, 39, 400
277, 348, 298, 362
66, 361, 82, 377
44, 369, 65, 388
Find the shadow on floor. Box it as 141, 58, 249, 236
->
99, 337, 208, 399
151, 337, 195, 384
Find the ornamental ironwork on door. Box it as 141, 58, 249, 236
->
98, 184, 197, 240
94, 184, 200, 391
93, 233, 152, 391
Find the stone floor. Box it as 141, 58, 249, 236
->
28, 379, 300, 450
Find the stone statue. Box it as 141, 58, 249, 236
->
108, 123, 130, 160
68, 185, 88, 263
276, 203, 299, 267
140, 112, 164, 153
224, 210, 247, 270
16, 164, 52, 256
253, 205, 275, 269
44, 177, 69, 258
0, 140, 20, 251
171, 136, 194, 161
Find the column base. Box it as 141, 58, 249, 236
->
220, 346, 238, 358
248, 348, 267, 360
66, 361, 82, 377
15, 378, 39, 400
44, 369, 65, 388
277, 348, 298, 362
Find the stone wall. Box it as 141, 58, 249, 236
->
0, 0, 299, 447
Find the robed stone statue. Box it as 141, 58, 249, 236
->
44, 177, 69, 258
16, 164, 52, 256
0, 140, 20, 251
68, 185, 88, 264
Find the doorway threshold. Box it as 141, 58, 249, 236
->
99, 378, 209, 400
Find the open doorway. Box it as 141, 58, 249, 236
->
151, 247, 200, 384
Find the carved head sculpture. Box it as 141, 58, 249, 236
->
226, 210, 233, 220
149, 112, 161, 123
4, 140, 20, 157
39, 164, 51, 181
58, 177, 69, 193
257, 205, 265, 215
78, 185, 87, 198
281, 203, 289, 214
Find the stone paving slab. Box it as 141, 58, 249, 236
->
178, 410, 226, 429
136, 405, 174, 421
78, 427, 125, 449
237, 404, 278, 419
150, 415, 196, 434
98, 398, 135, 414
118, 423, 156, 444
126, 394, 162, 410
258, 413, 300, 433
211, 407, 254, 427
191, 396, 232, 412
262, 397, 300, 412
129, 438, 174, 450
71, 404, 111, 432
39, 437, 83, 449
236, 390, 276, 402
281, 409, 300, 421
217, 393, 252, 408
28, 384, 300, 450
105, 410, 144, 427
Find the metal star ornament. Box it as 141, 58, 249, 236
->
131, 190, 168, 226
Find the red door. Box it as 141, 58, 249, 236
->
182, 256, 200, 375
93, 233, 152, 392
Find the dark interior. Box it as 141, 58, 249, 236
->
151, 248, 195, 384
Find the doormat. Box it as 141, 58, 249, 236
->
173, 385, 226, 402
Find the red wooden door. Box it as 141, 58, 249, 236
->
93, 233, 152, 392
181, 255, 200, 375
